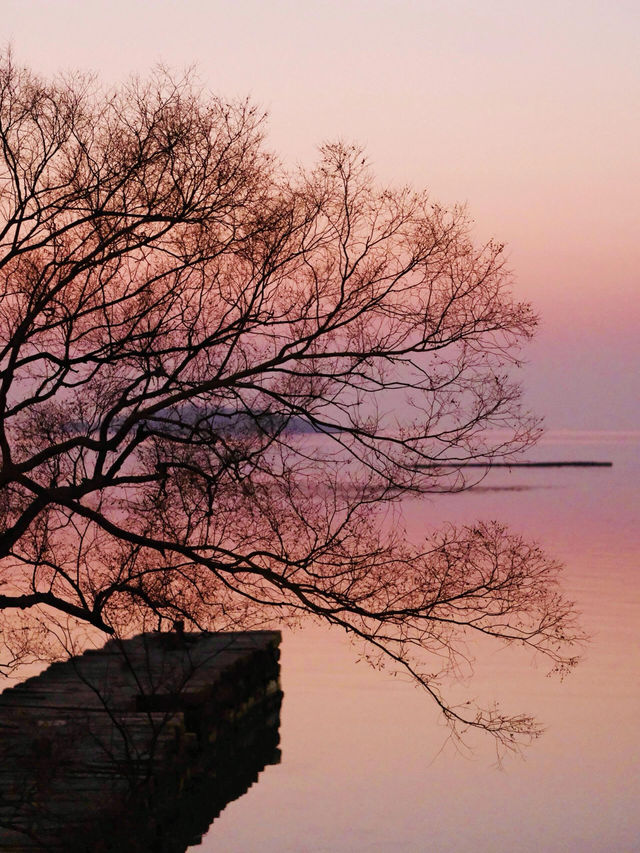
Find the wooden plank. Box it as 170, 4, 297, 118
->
0, 630, 282, 850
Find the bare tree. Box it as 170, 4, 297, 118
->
0, 53, 581, 752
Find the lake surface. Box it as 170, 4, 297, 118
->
192, 431, 640, 853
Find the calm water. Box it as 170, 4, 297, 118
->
196, 431, 640, 853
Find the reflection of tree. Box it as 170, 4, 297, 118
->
0, 53, 583, 752
0, 631, 282, 851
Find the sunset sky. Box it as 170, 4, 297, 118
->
5, 0, 639, 429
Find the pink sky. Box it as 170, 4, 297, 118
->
5, 0, 639, 428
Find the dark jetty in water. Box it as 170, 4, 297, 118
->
0, 630, 282, 852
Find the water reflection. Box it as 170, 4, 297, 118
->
2, 434, 637, 852
0, 631, 282, 851
203, 432, 640, 852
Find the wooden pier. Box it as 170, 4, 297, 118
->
0, 630, 282, 852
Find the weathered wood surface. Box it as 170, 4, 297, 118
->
0, 631, 282, 852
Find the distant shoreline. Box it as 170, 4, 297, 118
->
418, 461, 613, 469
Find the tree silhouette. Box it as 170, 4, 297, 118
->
0, 53, 581, 752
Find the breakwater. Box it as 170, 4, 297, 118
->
0, 630, 282, 851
